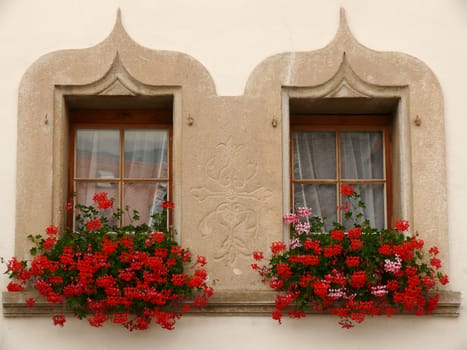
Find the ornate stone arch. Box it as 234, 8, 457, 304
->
15, 10, 216, 257
245, 9, 448, 268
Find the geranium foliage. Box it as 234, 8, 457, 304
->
5, 192, 214, 331
252, 185, 448, 328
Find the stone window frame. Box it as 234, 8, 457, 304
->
281, 57, 407, 240
3, 9, 460, 317
243, 9, 460, 314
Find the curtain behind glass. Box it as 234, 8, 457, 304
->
293, 130, 385, 229
75, 129, 169, 226
124, 130, 168, 226
293, 132, 336, 228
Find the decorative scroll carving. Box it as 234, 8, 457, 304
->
191, 138, 272, 265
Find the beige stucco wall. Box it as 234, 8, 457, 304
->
1, 0, 467, 349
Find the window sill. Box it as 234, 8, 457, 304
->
2, 290, 461, 317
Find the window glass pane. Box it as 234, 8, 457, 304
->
123, 182, 168, 226
293, 184, 337, 230
76, 130, 120, 179
293, 131, 336, 179
74, 182, 119, 227
341, 131, 384, 179
124, 130, 169, 179
342, 184, 385, 229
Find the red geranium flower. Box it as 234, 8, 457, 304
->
431, 257, 442, 269
345, 256, 360, 267
4, 192, 214, 331
46, 225, 59, 235
43, 237, 57, 250
161, 201, 175, 209
253, 188, 448, 328
271, 242, 286, 255
348, 227, 362, 239
6, 282, 24, 292
395, 219, 410, 232
439, 274, 449, 285
341, 184, 355, 196
252, 251, 264, 261
331, 229, 345, 241
196, 255, 207, 266
86, 219, 101, 231
52, 315, 66, 327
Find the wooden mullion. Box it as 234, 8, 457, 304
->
67, 124, 77, 227
169, 126, 173, 228
293, 179, 338, 184
119, 128, 124, 227
336, 130, 342, 223
72, 178, 120, 182
384, 126, 393, 226
340, 179, 386, 184
120, 178, 170, 182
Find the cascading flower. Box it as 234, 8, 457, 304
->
4, 192, 214, 331
252, 185, 448, 328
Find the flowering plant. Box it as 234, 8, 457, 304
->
5, 192, 213, 331
252, 185, 448, 328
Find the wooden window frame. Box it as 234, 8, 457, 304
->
290, 114, 393, 227
68, 109, 173, 227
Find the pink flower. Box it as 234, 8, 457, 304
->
294, 222, 310, 234
384, 255, 402, 274
296, 207, 312, 217
283, 213, 299, 224
371, 285, 388, 297
289, 238, 302, 249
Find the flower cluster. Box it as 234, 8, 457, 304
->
5, 192, 213, 331
252, 185, 448, 328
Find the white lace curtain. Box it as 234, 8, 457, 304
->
293, 131, 385, 229
75, 129, 168, 225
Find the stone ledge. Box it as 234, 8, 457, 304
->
2, 290, 461, 317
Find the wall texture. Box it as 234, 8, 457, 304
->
1, 1, 466, 349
